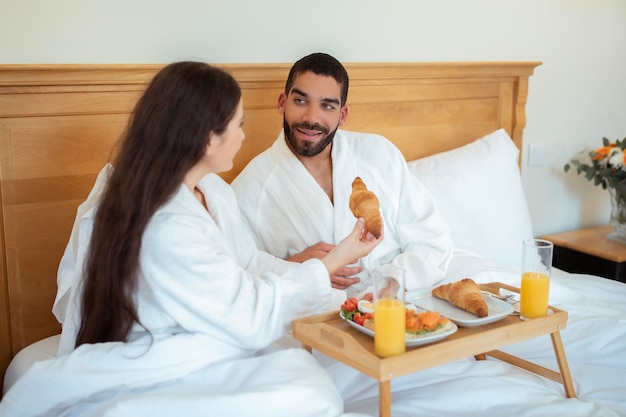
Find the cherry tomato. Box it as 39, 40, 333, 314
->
341, 298, 358, 312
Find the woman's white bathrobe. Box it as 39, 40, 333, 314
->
231, 130, 453, 302
0, 174, 354, 417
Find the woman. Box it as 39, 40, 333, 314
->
1, 62, 381, 417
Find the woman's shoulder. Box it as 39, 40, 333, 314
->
197, 173, 234, 199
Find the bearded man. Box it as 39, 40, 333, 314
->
232, 52, 453, 306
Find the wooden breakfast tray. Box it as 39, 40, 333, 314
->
291, 282, 576, 417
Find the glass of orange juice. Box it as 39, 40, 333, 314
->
520, 239, 553, 320
372, 265, 406, 357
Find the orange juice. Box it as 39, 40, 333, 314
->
374, 298, 406, 357
520, 272, 550, 319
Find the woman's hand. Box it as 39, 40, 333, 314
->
321, 218, 383, 275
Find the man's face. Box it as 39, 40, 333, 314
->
278, 71, 348, 157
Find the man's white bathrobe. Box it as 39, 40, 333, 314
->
232, 130, 453, 302
1, 173, 355, 417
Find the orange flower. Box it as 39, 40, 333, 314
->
592, 144, 615, 161
564, 137, 626, 190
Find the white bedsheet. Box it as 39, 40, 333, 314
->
3, 252, 626, 417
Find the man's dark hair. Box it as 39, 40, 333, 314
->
285, 52, 349, 106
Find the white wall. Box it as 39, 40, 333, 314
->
2, 0, 626, 236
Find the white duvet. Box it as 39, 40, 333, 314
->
3, 252, 626, 417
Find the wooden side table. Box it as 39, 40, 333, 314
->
540, 225, 626, 283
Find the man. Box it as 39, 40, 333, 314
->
231, 52, 453, 305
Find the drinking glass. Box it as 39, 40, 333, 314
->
372, 264, 406, 357
520, 239, 553, 320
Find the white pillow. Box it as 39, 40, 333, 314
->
407, 129, 533, 266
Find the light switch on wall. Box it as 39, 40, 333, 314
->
528, 143, 545, 167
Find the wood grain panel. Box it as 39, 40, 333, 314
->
0, 91, 142, 119
347, 97, 500, 161
7, 247, 62, 348
0, 124, 9, 388
3, 115, 124, 179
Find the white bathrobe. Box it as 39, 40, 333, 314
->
2, 174, 356, 417
53, 163, 114, 327
232, 130, 453, 302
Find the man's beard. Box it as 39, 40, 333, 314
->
284, 118, 338, 157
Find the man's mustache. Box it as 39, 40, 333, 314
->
292, 122, 329, 135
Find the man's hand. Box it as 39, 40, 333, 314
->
287, 242, 362, 289
330, 265, 361, 289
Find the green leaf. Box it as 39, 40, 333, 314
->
341, 308, 356, 321
599, 167, 613, 177
589, 171, 599, 181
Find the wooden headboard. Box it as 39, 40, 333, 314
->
0, 61, 540, 384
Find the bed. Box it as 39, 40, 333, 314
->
0, 62, 625, 416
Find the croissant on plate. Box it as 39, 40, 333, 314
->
431, 278, 489, 318
349, 177, 382, 239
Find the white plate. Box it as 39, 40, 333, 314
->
406, 288, 514, 328
339, 310, 458, 347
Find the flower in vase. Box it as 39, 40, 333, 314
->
564, 137, 626, 189
565, 136, 626, 243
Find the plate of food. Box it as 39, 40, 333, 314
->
406, 278, 514, 328
339, 298, 458, 347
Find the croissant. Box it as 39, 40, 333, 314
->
349, 177, 382, 239
432, 278, 489, 318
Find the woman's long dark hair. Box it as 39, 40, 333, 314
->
75, 62, 241, 347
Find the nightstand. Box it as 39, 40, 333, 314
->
540, 225, 626, 283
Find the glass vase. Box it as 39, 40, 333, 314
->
607, 183, 626, 244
